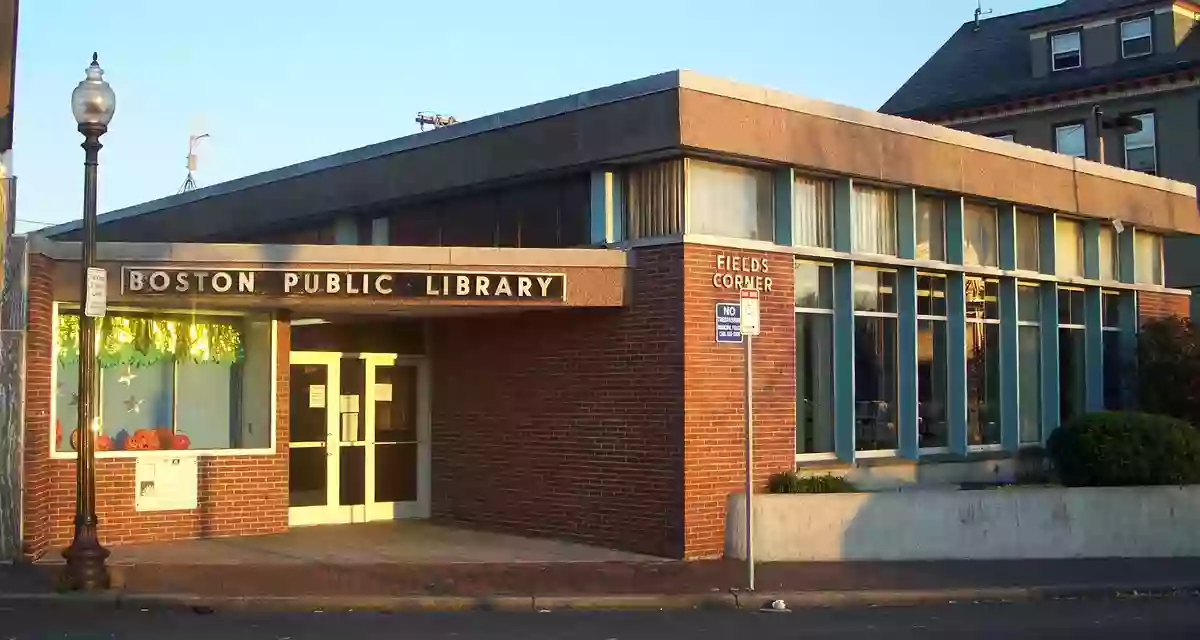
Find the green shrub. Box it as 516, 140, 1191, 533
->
1046, 411, 1200, 487
767, 471, 857, 494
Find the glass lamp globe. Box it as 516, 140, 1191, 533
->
70, 53, 116, 127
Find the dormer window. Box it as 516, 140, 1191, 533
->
1051, 31, 1082, 71
1120, 17, 1153, 58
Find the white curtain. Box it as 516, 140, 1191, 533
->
793, 175, 833, 248
1055, 218, 1084, 277
853, 185, 897, 256
687, 159, 773, 241
1098, 226, 1117, 281
624, 159, 684, 240
964, 202, 999, 267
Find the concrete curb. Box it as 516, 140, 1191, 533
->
0, 583, 1196, 613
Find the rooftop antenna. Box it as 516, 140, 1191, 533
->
974, 1, 993, 31
415, 111, 458, 131
177, 133, 210, 193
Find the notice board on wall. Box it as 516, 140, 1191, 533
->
135, 456, 199, 512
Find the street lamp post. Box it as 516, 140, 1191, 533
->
62, 52, 115, 592
1091, 105, 1142, 166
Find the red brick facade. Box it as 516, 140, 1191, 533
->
21, 254, 290, 558
1138, 291, 1190, 324
681, 245, 795, 558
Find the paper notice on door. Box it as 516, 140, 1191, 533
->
374, 383, 393, 402
340, 394, 360, 413
309, 384, 326, 409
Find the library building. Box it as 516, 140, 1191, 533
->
8, 71, 1196, 560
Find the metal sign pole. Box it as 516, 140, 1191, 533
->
744, 331, 754, 592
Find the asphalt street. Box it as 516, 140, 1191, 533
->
1, 596, 1199, 639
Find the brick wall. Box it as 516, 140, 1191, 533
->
1138, 291, 1191, 324
429, 245, 686, 557
681, 245, 795, 558
21, 255, 290, 557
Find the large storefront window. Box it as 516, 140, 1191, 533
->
853, 185, 897, 256
966, 276, 1001, 445
917, 273, 948, 449
1102, 291, 1125, 410
687, 159, 774, 241
1134, 230, 1162, 285
854, 267, 898, 452
1017, 283, 1042, 444
624, 159, 684, 240
915, 196, 945, 261
963, 202, 999, 267
793, 174, 833, 249
1055, 217, 1084, 278
53, 309, 273, 454
1058, 287, 1088, 423
795, 261, 835, 455
1016, 210, 1041, 272
1098, 225, 1119, 281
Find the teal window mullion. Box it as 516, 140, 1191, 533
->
833, 261, 856, 462
897, 267, 918, 458
897, 188, 917, 260
946, 271, 968, 455
945, 197, 965, 266
998, 204, 1017, 271
774, 167, 794, 246
1084, 288, 1104, 412
1040, 283, 1061, 443
999, 278, 1019, 451
834, 178, 854, 253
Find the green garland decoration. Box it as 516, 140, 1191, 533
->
56, 313, 244, 367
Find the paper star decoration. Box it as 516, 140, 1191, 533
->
123, 396, 143, 414
118, 365, 137, 386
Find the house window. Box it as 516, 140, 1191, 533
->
991, 133, 1015, 143
1135, 230, 1163, 285
1017, 283, 1042, 445
852, 184, 898, 256
966, 276, 1002, 446
795, 261, 835, 455
793, 174, 834, 249
1051, 31, 1082, 71
853, 267, 899, 452
1120, 16, 1153, 58
1098, 225, 1119, 281
915, 195, 946, 261
687, 159, 774, 241
52, 310, 274, 454
1055, 217, 1084, 278
1054, 122, 1087, 158
963, 201, 999, 267
1123, 113, 1157, 175
917, 273, 949, 450
1016, 210, 1041, 272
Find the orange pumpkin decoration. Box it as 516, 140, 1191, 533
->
96, 434, 114, 452
126, 429, 159, 451
154, 427, 175, 450
172, 432, 191, 450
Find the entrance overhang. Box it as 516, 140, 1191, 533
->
32, 238, 630, 315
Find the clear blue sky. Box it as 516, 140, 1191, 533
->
12, 0, 1050, 233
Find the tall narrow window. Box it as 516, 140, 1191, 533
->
1120, 17, 1153, 58
963, 202, 999, 267
1098, 225, 1119, 281
916, 196, 946, 261
853, 185, 898, 256
1102, 291, 1125, 411
854, 267, 899, 452
793, 174, 833, 249
687, 159, 774, 241
1058, 287, 1088, 424
1124, 113, 1157, 175
1016, 210, 1041, 272
917, 273, 949, 450
1051, 30, 1082, 71
1054, 123, 1087, 158
1017, 283, 1042, 445
1135, 230, 1163, 285
795, 261, 835, 455
1055, 217, 1084, 278
624, 159, 684, 240
966, 276, 1002, 446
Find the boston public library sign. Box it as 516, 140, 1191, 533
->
121, 267, 567, 301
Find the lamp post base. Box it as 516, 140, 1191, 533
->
61, 521, 110, 591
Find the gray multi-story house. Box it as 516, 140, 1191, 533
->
881, 0, 1200, 311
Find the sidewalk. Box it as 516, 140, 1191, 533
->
8, 558, 1200, 611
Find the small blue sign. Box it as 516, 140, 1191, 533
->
716, 302, 743, 344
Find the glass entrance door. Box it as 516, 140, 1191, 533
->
288, 352, 429, 526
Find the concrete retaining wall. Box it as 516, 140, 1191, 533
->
725, 486, 1200, 561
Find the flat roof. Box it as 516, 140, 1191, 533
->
41, 69, 1198, 241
